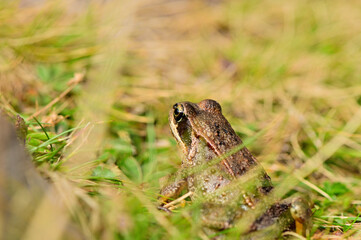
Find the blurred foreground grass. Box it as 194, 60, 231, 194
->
1, 0, 361, 239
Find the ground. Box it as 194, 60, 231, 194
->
0, 0, 361, 239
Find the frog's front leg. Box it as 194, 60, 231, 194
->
199, 203, 235, 232
158, 170, 188, 206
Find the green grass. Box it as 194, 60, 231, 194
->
1, 0, 361, 239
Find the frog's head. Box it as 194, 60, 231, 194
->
169, 99, 231, 156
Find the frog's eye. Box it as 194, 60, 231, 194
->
173, 104, 185, 122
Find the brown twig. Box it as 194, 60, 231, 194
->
163, 191, 193, 209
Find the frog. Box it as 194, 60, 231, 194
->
159, 99, 311, 238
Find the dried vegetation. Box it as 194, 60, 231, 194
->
1, 0, 361, 239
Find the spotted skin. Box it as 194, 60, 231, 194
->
159, 99, 311, 237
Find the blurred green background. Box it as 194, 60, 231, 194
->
1, 0, 361, 239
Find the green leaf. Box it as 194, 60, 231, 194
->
96, 152, 112, 163
36, 64, 52, 82
27, 137, 42, 146
117, 156, 142, 182
322, 181, 350, 197
27, 132, 53, 141
92, 166, 116, 179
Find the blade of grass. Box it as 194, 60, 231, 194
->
35, 143, 66, 163
30, 127, 80, 154
344, 213, 361, 232
33, 117, 53, 152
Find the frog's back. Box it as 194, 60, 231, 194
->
186, 99, 273, 194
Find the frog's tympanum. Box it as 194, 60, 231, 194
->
159, 99, 311, 238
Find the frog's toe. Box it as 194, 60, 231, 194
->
290, 197, 312, 236
157, 206, 172, 213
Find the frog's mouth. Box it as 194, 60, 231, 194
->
174, 117, 192, 151
174, 116, 218, 157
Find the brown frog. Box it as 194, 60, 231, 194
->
159, 99, 311, 238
